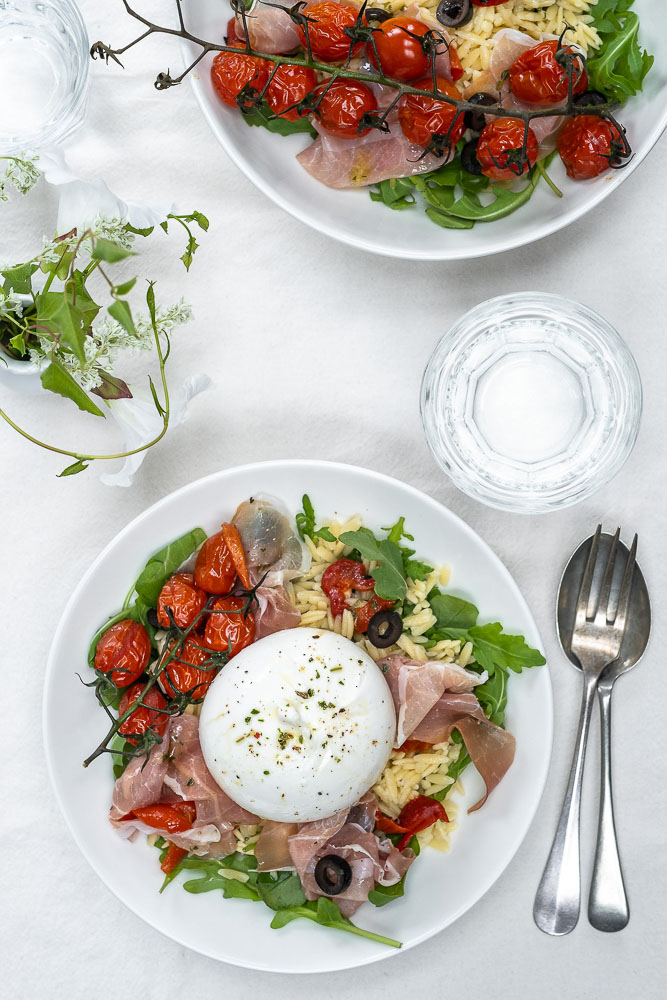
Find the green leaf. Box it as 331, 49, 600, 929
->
256, 871, 307, 910
368, 875, 406, 907
2, 261, 37, 294
403, 559, 434, 581
40, 361, 105, 417
588, 1, 653, 102
57, 458, 89, 477
269, 897, 402, 948
36, 293, 87, 363
192, 211, 210, 232
474, 668, 508, 728
109, 732, 132, 779
430, 593, 479, 629
8, 332, 26, 356
69, 270, 101, 330
339, 529, 407, 603
91, 238, 135, 263
114, 276, 137, 296
241, 100, 318, 138
133, 528, 207, 607
441, 622, 546, 675
125, 223, 154, 237
384, 517, 414, 546
369, 176, 417, 211
108, 298, 136, 337
90, 370, 132, 401
295, 494, 335, 543
146, 281, 156, 325
425, 208, 475, 230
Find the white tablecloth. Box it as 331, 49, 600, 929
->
3, 2, 666, 997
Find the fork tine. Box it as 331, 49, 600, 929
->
613, 533, 637, 632
574, 525, 601, 628
595, 527, 620, 623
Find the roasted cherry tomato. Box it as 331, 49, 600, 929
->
226, 16, 243, 48
204, 595, 256, 657
508, 39, 588, 105
296, 2, 362, 62
314, 79, 378, 138
354, 595, 396, 634
94, 619, 151, 688
162, 635, 215, 700
321, 557, 375, 617
476, 116, 538, 179
374, 810, 409, 834
118, 682, 169, 744
210, 51, 270, 108
266, 63, 318, 120
398, 76, 466, 150
396, 795, 449, 850
221, 522, 252, 590
125, 801, 196, 833
161, 842, 188, 874
557, 114, 628, 180
368, 16, 437, 82
157, 573, 207, 629
194, 529, 237, 594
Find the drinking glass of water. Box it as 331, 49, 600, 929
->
421, 292, 642, 514
0, 0, 89, 153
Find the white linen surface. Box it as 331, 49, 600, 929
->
1, 1, 666, 998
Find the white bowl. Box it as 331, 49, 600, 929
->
44, 460, 552, 972
182, 0, 666, 260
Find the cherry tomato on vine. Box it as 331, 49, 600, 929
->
266, 63, 318, 120
161, 635, 215, 700
157, 573, 207, 629
125, 801, 196, 833
204, 595, 256, 657
296, 2, 362, 63
314, 80, 378, 138
118, 682, 169, 744
557, 115, 628, 180
210, 51, 270, 108
368, 17, 437, 83
398, 77, 466, 149
194, 529, 237, 594
476, 116, 538, 180
321, 558, 375, 617
508, 39, 588, 105
94, 619, 151, 688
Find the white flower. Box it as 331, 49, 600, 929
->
99, 373, 213, 487
0, 290, 26, 317
0, 153, 40, 201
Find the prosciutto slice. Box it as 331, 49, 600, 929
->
235, 2, 300, 56
233, 495, 306, 586
381, 654, 486, 747
111, 728, 170, 817
255, 819, 299, 871
411, 693, 516, 812
254, 583, 301, 639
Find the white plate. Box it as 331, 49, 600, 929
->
182, 0, 667, 260
44, 461, 552, 973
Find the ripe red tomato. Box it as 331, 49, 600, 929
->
396, 794, 449, 850
157, 573, 207, 629
398, 77, 466, 149
557, 115, 627, 180
314, 79, 378, 138
210, 51, 270, 108
321, 558, 375, 617
476, 117, 538, 179
128, 801, 196, 833
266, 63, 317, 120
354, 595, 396, 634
162, 635, 215, 700
95, 619, 151, 688
509, 40, 588, 105
118, 682, 169, 744
204, 595, 256, 657
296, 2, 362, 63
368, 17, 437, 83
194, 530, 236, 594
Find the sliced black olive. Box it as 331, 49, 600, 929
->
464, 92, 496, 132
364, 7, 392, 22
367, 610, 403, 649
146, 607, 160, 629
436, 0, 473, 29
461, 137, 483, 175
314, 855, 353, 896
573, 89, 607, 109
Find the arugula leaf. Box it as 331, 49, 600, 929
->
256, 871, 307, 910
588, 0, 653, 103
133, 528, 207, 607
429, 593, 479, 630
403, 559, 434, 581
242, 101, 317, 138
109, 731, 132, 779
269, 897, 402, 949
369, 176, 417, 210
295, 494, 335, 543
339, 528, 407, 602
40, 361, 106, 417
439, 622, 546, 675
384, 517, 414, 547
474, 668, 508, 728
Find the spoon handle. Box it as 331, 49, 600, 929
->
588, 681, 629, 931
534, 672, 597, 935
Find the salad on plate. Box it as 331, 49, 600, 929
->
205, 0, 653, 229
85, 495, 545, 948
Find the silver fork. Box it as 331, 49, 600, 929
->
534, 525, 636, 936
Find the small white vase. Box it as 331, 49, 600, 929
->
0, 292, 48, 395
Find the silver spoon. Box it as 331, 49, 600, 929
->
557, 531, 650, 932
534, 527, 637, 936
